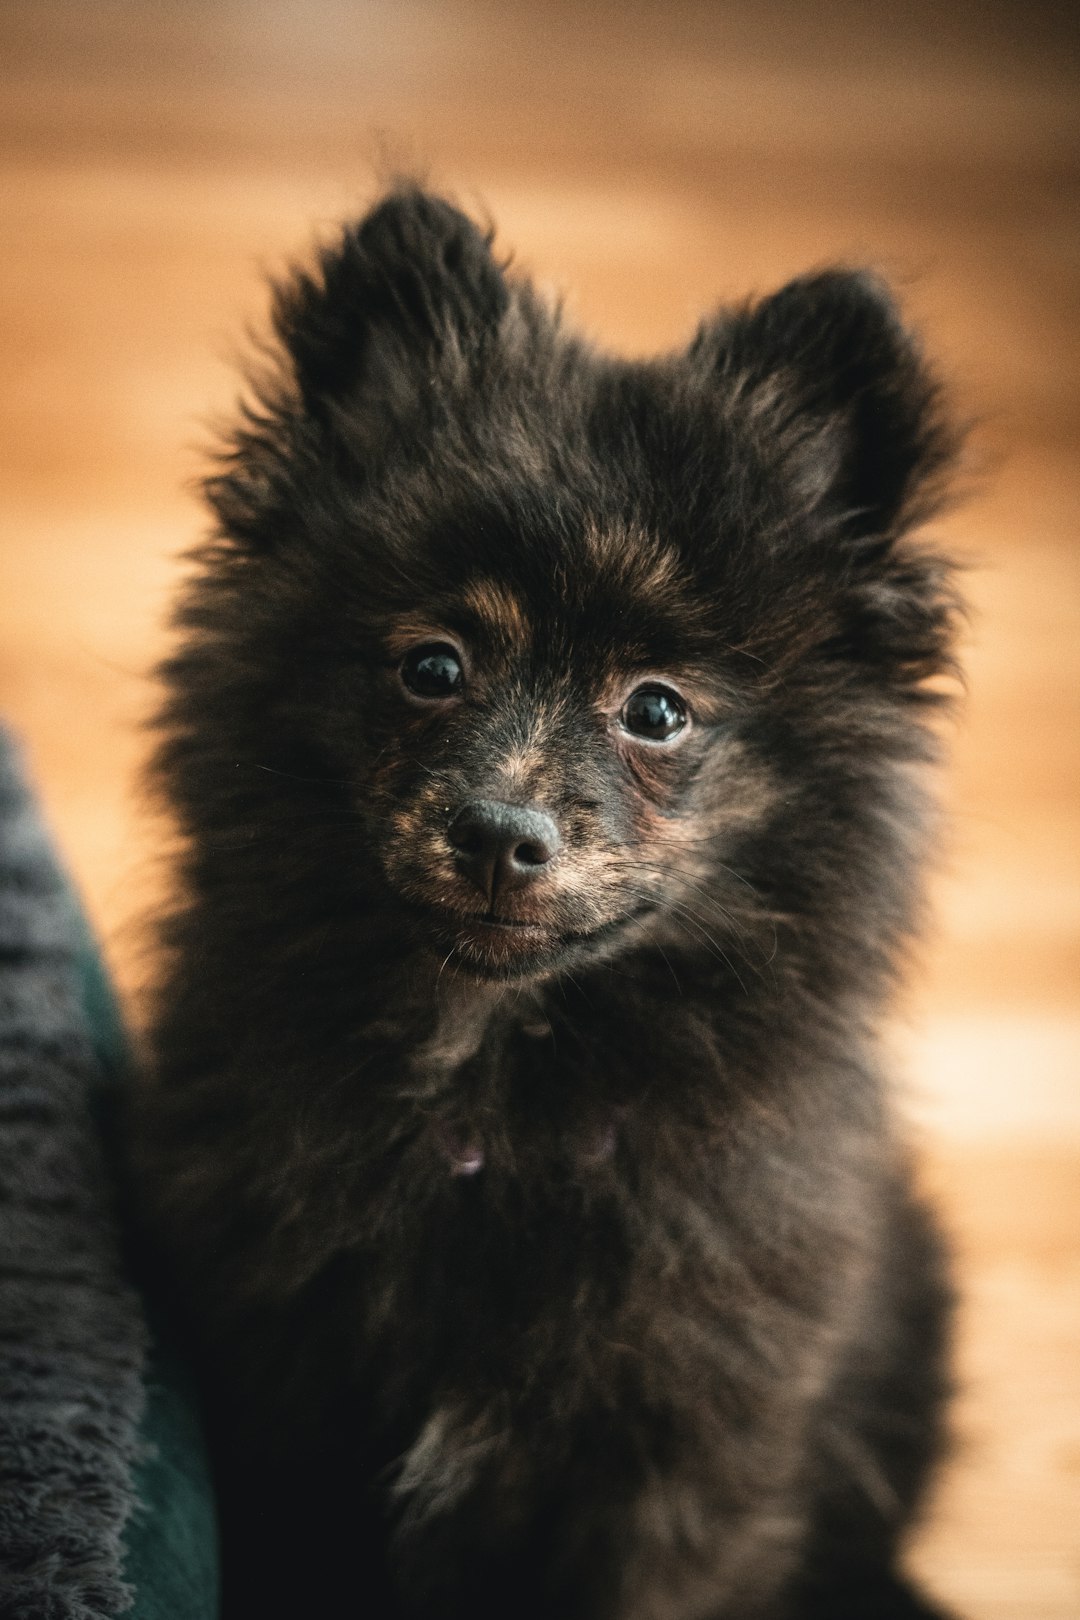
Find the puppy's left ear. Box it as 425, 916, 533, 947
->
699, 270, 955, 543
694, 272, 962, 690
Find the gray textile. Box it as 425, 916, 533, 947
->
0, 728, 147, 1618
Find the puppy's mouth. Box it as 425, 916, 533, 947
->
460, 913, 545, 933
429, 903, 567, 947
419, 900, 653, 978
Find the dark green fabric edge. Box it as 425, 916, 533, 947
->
71, 899, 220, 1620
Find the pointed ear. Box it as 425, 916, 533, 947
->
204, 190, 509, 551
699, 270, 955, 542
272, 186, 510, 425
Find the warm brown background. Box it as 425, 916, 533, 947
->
2, 3, 1077, 1615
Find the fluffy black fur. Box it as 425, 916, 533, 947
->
132, 188, 963, 1618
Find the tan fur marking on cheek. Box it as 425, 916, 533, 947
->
385, 783, 453, 850
388, 805, 426, 843
691, 736, 781, 836
612, 740, 781, 908
539, 840, 638, 927
623, 735, 780, 846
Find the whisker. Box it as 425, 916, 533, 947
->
616, 881, 758, 995
252, 762, 353, 786
434, 945, 458, 998
663, 903, 751, 996
615, 864, 779, 971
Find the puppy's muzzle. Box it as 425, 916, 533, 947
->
447, 800, 560, 907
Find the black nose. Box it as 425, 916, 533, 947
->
447, 800, 561, 904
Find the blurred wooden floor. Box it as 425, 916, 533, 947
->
1, 3, 1078, 1614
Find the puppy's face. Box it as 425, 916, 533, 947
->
360, 529, 776, 980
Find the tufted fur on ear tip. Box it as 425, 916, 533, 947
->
698, 268, 959, 546
690, 271, 964, 696
200, 189, 512, 552
271, 185, 511, 422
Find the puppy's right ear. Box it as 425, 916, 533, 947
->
206, 191, 508, 548
273, 187, 510, 427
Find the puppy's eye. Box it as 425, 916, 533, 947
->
400, 643, 464, 700
621, 685, 688, 742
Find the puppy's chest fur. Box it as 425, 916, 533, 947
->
206, 979, 883, 1620
228, 974, 873, 1466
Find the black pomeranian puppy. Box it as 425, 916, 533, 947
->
133, 187, 962, 1619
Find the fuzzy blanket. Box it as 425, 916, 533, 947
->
0, 727, 148, 1619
